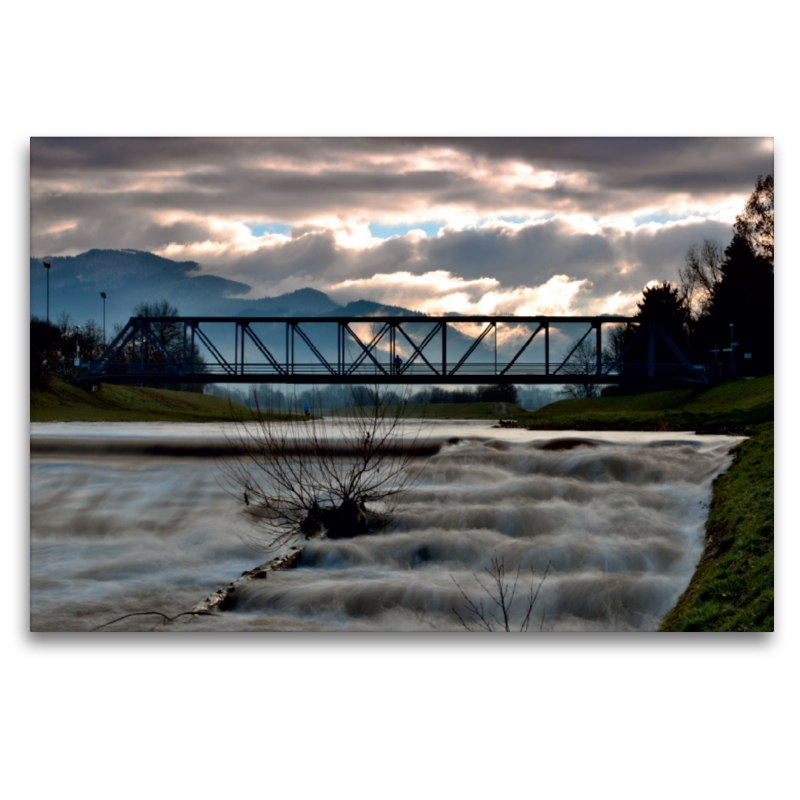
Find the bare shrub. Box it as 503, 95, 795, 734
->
452, 555, 551, 632
220, 388, 430, 552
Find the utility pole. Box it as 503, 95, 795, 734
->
43, 261, 51, 323
100, 292, 107, 345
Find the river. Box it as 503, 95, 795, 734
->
30, 420, 742, 631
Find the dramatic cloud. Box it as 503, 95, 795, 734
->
30, 137, 773, 315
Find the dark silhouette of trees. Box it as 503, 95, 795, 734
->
77, 319, 105, 363
117, 299, 207, 390
132, 300, 183, 365
696, 232, 774, 374
679, 239, 725, 319
30, 317, 62, 388
681, 175, 774, 375
558, 338, 601, 399
477, 384, 518, 403
635, 281, 690, 347
605, 281, 692, 380
733, 174, 773, 265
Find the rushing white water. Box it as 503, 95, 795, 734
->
30, 421, 742, 631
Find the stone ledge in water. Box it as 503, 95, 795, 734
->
190, 547, 303, 615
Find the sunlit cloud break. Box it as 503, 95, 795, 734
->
327, 271, 639, 317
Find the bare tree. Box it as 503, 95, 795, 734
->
132, 299, 183, 363
452, 555, 551, 632
734, 173, 774, 266
220, 389, 430, 551
558, 338, 601, 399
679, 239, 724, 318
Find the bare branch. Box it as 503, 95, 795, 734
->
452, 555, 550, 633
92, 609, 213, 631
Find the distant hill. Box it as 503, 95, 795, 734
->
28, 249, 436, 329
234, 288, 342, 317
329, 299, 425, 318
30, 249, 252, 326
29, 248, 489, 363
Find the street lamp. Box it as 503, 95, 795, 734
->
43, 261, 51, 323
721, 323, 737, 376
100, 292, 107, 346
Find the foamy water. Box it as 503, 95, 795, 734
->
30, 421, 741, 631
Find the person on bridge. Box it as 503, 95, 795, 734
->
394, 355, 402, 373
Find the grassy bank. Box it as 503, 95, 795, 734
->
522, 375, 773, 433
659, 422, 774, 631
30, 379, 260, 423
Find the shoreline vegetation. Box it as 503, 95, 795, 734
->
30, 375, 774, 632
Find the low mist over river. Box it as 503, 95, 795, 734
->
30, 421, 741, 632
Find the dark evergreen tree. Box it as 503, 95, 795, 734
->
698, 233, 773, 375
635, 281, 690, 348
675, 174, 774, 377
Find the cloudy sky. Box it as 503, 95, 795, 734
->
30, 137, 773, 316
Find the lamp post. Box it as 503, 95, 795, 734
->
721, 324, 737, 376
100, 292, 107, 346
43, 261, 51, 323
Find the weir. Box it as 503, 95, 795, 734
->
30, 422, 740, 631
80, 314, 706, 385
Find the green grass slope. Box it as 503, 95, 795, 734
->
660, 423, 774, 631
523, 376, 773, 433
30, 379, 258, 423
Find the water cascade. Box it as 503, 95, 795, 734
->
30, 422, 741, 631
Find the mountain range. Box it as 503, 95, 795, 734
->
30, 249, 418, 328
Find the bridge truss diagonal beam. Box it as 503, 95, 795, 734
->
499, 323, 543, 376
551, 324, 595, 376
192, 324, 235, 375
91, 319, 137, 370
395, 323, 441, 375
242, 324, 287, 375
449, 322, 495, 375
293, 323, 337, 375
344, 323, 389, 375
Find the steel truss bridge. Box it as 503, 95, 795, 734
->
80, 315, 706, 386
